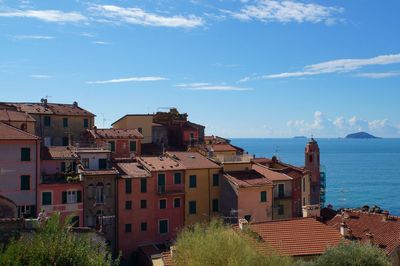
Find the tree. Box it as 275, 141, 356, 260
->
0, 213, 119, 266
313, 242, 391, 266
173, 219, 293, 266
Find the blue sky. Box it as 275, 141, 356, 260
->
1, 0, 400, 138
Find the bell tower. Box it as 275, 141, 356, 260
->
305, 138, 320, 205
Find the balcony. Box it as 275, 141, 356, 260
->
41, 173, 81, 184
75, 142, 111, 152
157, 184, 184, 195
212, 154, 253, 163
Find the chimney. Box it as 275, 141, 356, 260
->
365, 232, 374, 245
41, 98, 48, 106
170, 246, 176, 258
238, 218, 248, 231
382, 210, 389, 222
342, 209, 351, 219
73, 101, 78, 108
340, 222, 349, 238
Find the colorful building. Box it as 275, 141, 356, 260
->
38, 146, 83, 226
0, 109, 36, 134
111, 114, 154, 144
0, 122, 40, 218
167, 151, 222, 225
221, 169, 273, 223
83, 128, 143, 158
305, 138, 321, 205
5, 99, 95, 147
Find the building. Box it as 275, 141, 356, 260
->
204, 135, 231, 145
0, 122, 40, 218
0, 109, 36, 134
4, 99, 95, 146
82, 128, 143, 159
221, 169, 273, 223
305, 138, 321, 205
38, 146, 83, 226
327, 209, 400, 266
111, 114, 154, 144
78, 147, 119, 253
234, 217, 342, 259
167, 151, 222, 225
252, 164, 294, 220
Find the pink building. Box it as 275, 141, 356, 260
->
0, 122, 40, 218
116, 156, 186, 262
38, 146, 83, 226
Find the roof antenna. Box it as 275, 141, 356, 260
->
101, 113, 107, 128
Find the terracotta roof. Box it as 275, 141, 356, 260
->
138, 156, 186, 172
0, 109, 35, 122
234, 218, 342, 257
116, 162, 151, 178
204, 144, 240, 152
252, 164, 293, 182
81, 169, 119, 176
224, 170, 272, 188
87, 128, 143, 139
327, 210, 400, 255
0, 122, 39, 140
167, 151, 220, 169
6, 102, 94, 116
42, 146, 77, 160
251, 157, 273, 165
152, 122, 164, 127
111, 114, 154, 126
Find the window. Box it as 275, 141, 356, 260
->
21, 148, 30, 161
278, 205, 284, 215
61, 162, 66, 173
129, 141, 137, 152
83, 118, 89, 128
96, 183, 104, 204
140, 178, 147, 193
174, 198, 181, 208
159, 220, 168, 234
158, 174, 166, 193
190, 132, 195, 140
98, 159, 107, 169
141, 222, 147, 232
125, 201, 132, 210
62, 137, 69, 146
44, 116, 51, 126
189, 175, 197, 188
71, 216, 79, 227
20, 123, 27, 131
278, 184, 285, 198
140, 199, 147, 209
125, 179, 132, 194
244, 215, 252, 222
174, 173, 182, 184
138, 127, 143, 134
42, 192, 52, 205
62, 190, 82, 204
260, 191, 267, 202
309, 155, 313, 163
212, 199, 219, 212
108, 141, 115, 152
189, 201, 196, 214
159, 199, 167, 209
20, 175, 30, 190
82, 158, 90, 169
302, 178, 306, 193
212, 174, 219, 186
63, 118, 68, 128
303, 198, 306, 206
125, 224, 132, 233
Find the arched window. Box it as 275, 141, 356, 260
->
20, 123, 27, 132
95, 182, 104, 204
309, 154, 313, 163
106, 182, 112, 196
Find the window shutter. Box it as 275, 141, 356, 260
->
62, 191, 67, 204
77, 191, 82, 203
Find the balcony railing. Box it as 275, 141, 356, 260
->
212, 154, 253, 163
75, 142, 111, 152
157, 184, 184, 194
41, 173, 81, 184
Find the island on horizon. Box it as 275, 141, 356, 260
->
345, 131, 380, 139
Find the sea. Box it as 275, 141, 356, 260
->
231, 138, 400, 216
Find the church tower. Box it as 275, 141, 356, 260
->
305, 138, 321, 205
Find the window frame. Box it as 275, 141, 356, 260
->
20, 175, 30, 190
21, 148, 31, 162
159, 199, 167, 209
212, 198, 219, 212
158, 219, 169, 234
129, 140, 137, 152
174, 172, 182, 185
189, 200, 197, 215
260, 191, 267, 202
42, 191, 52, 206
173, 198, 181, 208
140, 178, 147, 193
212, 173, 219, 186
125, 179, 132, 194
63, 117, 68, 128
140, 199, 147, 209
189, 175, 197, 188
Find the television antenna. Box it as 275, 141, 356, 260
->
100, 113, 107, 128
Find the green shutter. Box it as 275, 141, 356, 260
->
62, 191, 67, 204
140, 178, 147, 193
125, 179, 132, 194
20, 175, 30, 190
21, 148, 30, 161
189, 175, 197, 188
129, 141, 137, 152
77, 191, 82, 203
213, 174, 219, 186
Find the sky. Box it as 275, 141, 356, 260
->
1, 0, 400, 138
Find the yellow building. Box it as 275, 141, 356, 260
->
111, 114, 154, 144
167, 151, 222, 225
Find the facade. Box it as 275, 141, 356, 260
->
305, 138, 321, 205
167, 151, 222, 225
198, 143, 247, 163
38, 146, 83, 226
111, 114, 154, 144
221, 169, 273, 223
0, 109, 36, 134
83, 128, 143, 158
4, 99, 95, 146
0, 122, 40, 218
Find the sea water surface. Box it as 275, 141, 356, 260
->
231, 138, 400, 215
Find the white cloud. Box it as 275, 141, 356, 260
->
81, 32, 95, 38
264, 53, 400, 79
238, 76, 250, 83
86, 76, 168, 84
13, 35, 55, 40
30, 74, 52, 79
89, 5, 203, 28
176, 82, 252, 91
355, 72, 400, 79
174, 82, 211, 88
226, 0, 342, 25
92, 41, 111, 45
0, 9, 87, 22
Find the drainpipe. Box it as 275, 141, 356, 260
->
208, 169, 211, 220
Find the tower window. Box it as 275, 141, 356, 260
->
309, 155, 313, 163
